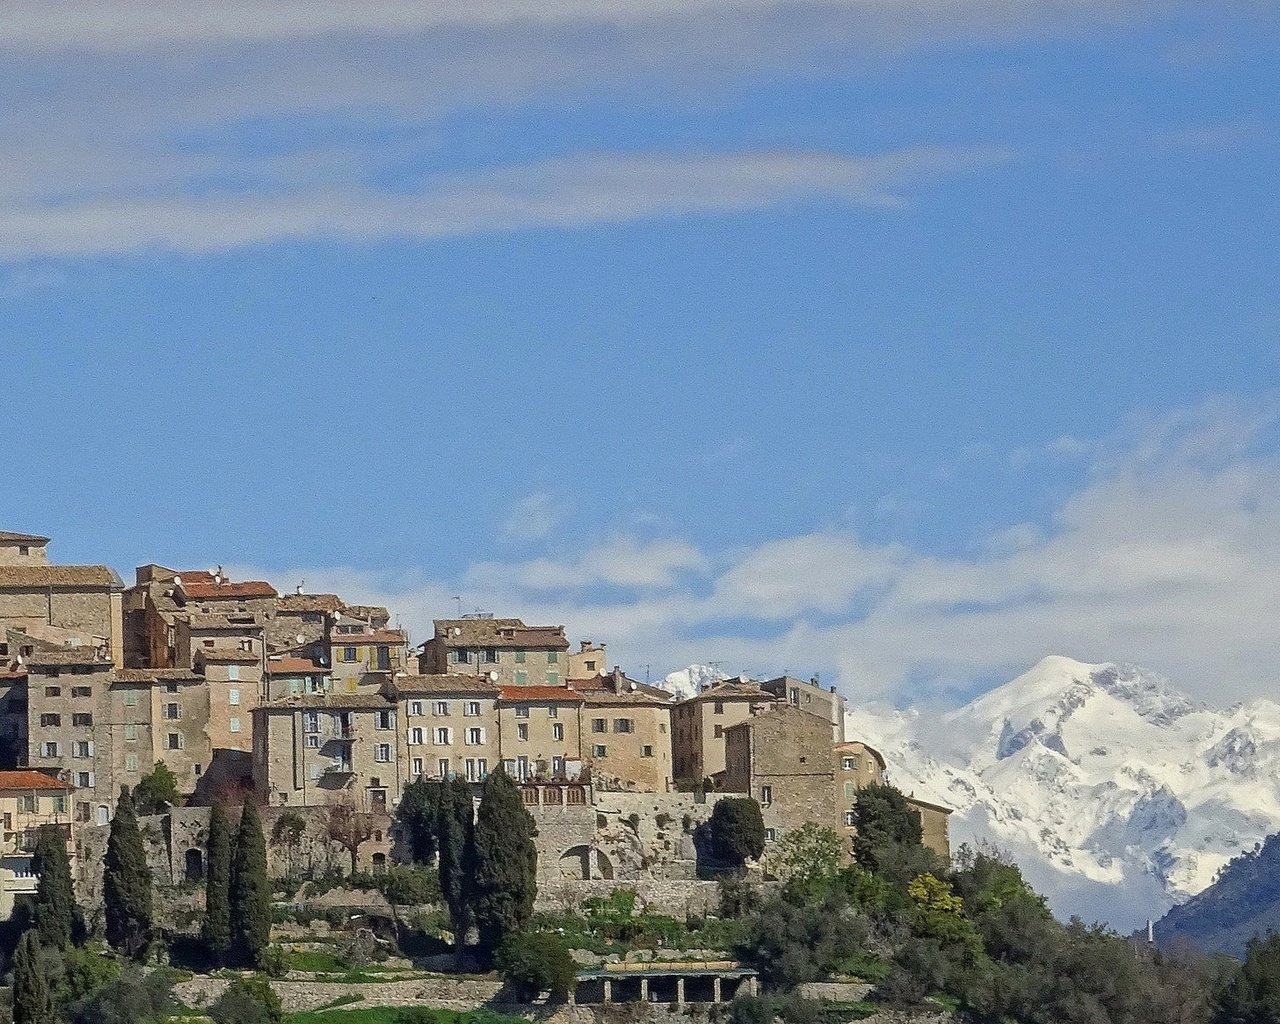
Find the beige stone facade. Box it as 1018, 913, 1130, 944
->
0, 561, 125, 668
328, 628, 408, 693
418, 617, 570, 688
574, 670, 674, 792
0, 770, 75, 919
568, 640, 608, 679
388, 674, 501, 784
496, 685, 584, 782
0, 532, 49, 567
672, 679, 774, 785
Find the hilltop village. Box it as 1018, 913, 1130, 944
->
0, 527, 948, 922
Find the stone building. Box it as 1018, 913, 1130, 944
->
267, 591, 342, 653
0, 554, 125, 668
568, 640, 608, 678
0, 659, 28, 769
0, 532, 50, 566
252, 691, 401, 811
418, 617, 570, 687
327, 627, 409, 693
0, 770, 75, 919
574, 669, 675, 792
263, 656, 332, 700
496, 685, 584, 782
387, 674, 501, 784
174, 612, 265, 670
121, 565, 215, 669
722, 704, 837, 844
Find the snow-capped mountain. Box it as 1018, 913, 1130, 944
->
846, 656, 1280, 930
660, 663, 725, 700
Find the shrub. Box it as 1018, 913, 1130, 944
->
718, 878, 761, 919
496, 931, 578, 1001
209, 976, 283, 1024
701, 798, 765, 877
383, 865, 442, 906
260, 943, 290, 978
68, 967, 174, 1024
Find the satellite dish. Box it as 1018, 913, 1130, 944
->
488, 671, 498, 682
452, 627, 461, 637
295, 634, 306, 645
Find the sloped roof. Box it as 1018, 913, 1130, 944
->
26, 649, 112, 667
0, 770, 73, 792
0, 531, 49, 544
265, 657, 327, 675
393, 674, 499, 696
178, 580, 277, 600
431, 618, 568, 649
499, 685, 583, 703
114, 668, 203, 683
258, 692, 395, 711
330, 629, 406, 646
276, 593, 343, 614
0, 565, 122, 589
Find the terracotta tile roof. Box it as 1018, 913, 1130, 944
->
114, 668, 202, 683
393, 674, 499, 696
686, 679, 774, 702
178, 580, 278, 600
330, 630, 406, 646
197, 649, 260, 663
0, 531, 49, 544
0, 770, 74, 792
572, 672, 673, 703
258, 692, 395, 711
0, 565, 122, 588
181, 613, 264, 630
168, 570, 216, 585
499, 685, 583, 703
432, 618, 568, 650
344, 605, 390, 623
26, 649, 113, 667
265, 657, 327, 674
277, 593, 343, 614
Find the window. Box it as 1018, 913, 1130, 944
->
76, 772, 92, 788
45, 686, 61, 698
343, 646, 357, 662
760, 785, 773, 805
410, 727, 424, 745
642, 745, 654, 757
40, 713, 61, 727
514, 670, 527, 685
552, 723, 564, 742
228, 688, 240, 706
517, 723, 528, 741
18, 545, 28, 556
42, 742, 59, 757
375, 710, 393, 730
434, 727, 452, 745
465, 758, 479, 781
714, 725, 723, 738
546, 673, 559, 686
714, 701, 724, 714
71, 686, 91, 698
433, 701, 450, 716
843, 811, 856, 826
166, 733, 182, 750
375, 743, 391, 762
310, 764, 322, 780
547, 651, 559, 664
70, 712, 92, 727
547, 705, 558, 718
409, 700, 423, 716
165, 682, 179, 693
477, 758, 488, 779
592, 718, 606, 733
514, 650, 526, 664
304, 712, 320, 733
18, 795, 35, 813
789, 687, 799, 705
164, 703, 180, 720
305, 734, 320, 748
227, 664, 240, 681
202, 639, 214, 648
844, 782, 857, 799
123, 690, 138, 707
76, 803, 90, 822
438, 758, 450, 777
376, 646, 391, 670
412, 757, 424, 775
584, 660, 596, 672
592, 744, 607, 758
613, 718, 633, 733
516, 756, 529, 780
464, 701, 481, 717
126, 754, 139, 772
842, 756, 856, 771
483, 647, 498, 663
289, 678, 301, 695
124, 724, 137, 742
466, 727, 484, 745
552, 756, 565, 776
230, 718, 241, 733
195, 763, 202, 776
74, 740, 92, 758
454, 649, 471, 664
764, 828, 778, 842
514, 705, 529, 719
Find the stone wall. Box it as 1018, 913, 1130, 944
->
535, 878, 725, 917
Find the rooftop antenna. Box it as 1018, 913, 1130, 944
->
645, 664, 651, 684
708, 660, 725, 681
453, 595, 462, 617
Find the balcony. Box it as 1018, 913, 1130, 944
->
323, 763, 354, 776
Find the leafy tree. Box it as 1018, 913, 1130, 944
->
471, 769, 538, 952
907, 873, 983, 958
850, 783, 939, 885
68, 967, 175, 1024
32, 824, 81, 948
496, 931, 577, 1001
103, 788, 152, 959
209, 976, 283, 1024
59, 944, 122, 1004
1216, 931, 1280, 1024
396, 778, 443, 864
13, 930, 53, 1024
269, 809, 306, 879
229, 802, 270, 967
202, 802, 233, 958
132, 763, 179, 816
436, 775, 475, 946
324, 793, 376, 874
769, 822, 845, 901
703, 798, 766, 877
737, 892, 867, 991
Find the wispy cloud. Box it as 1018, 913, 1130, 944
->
501, 492, 569, 544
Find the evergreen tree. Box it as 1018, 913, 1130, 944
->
202, 802, 233, 958
12, 929, 53, 1024
229, 801, 270, 967
851, 783, 939, 885
471, 768, 537, 952
32, 823, 80, 949
397, 778, 443, 864
103, 787, 152, 958
436, 775, 475, 946
703, 797, 766, 877
133, 762, 180, 816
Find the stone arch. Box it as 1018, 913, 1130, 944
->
558, 845, 614, 880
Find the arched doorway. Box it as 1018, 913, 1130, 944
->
558, 846, 614, 880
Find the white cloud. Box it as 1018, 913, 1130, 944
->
501, 492, 568, 543
0, 146, 1008, 259
236, 398, 1280, 707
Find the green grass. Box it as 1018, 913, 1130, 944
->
286, 949, 350, 973
287, 1010, 526, 1024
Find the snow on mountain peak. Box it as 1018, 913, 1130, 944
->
845, 655, 1280, 930
659, 663, 725, 700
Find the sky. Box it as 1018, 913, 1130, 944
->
1, 1, 1278, 707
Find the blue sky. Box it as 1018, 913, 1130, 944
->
1, 2, 1278, 705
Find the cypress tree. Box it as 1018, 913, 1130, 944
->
396, 778, 443, 865
32, 823, 80, 949
12, 930, 52, 1024
202, 802, 233, 958
471, 768, 537, 952
103, 787, 152, 958
229, 801, 270, 967
436, 776, 475, 946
